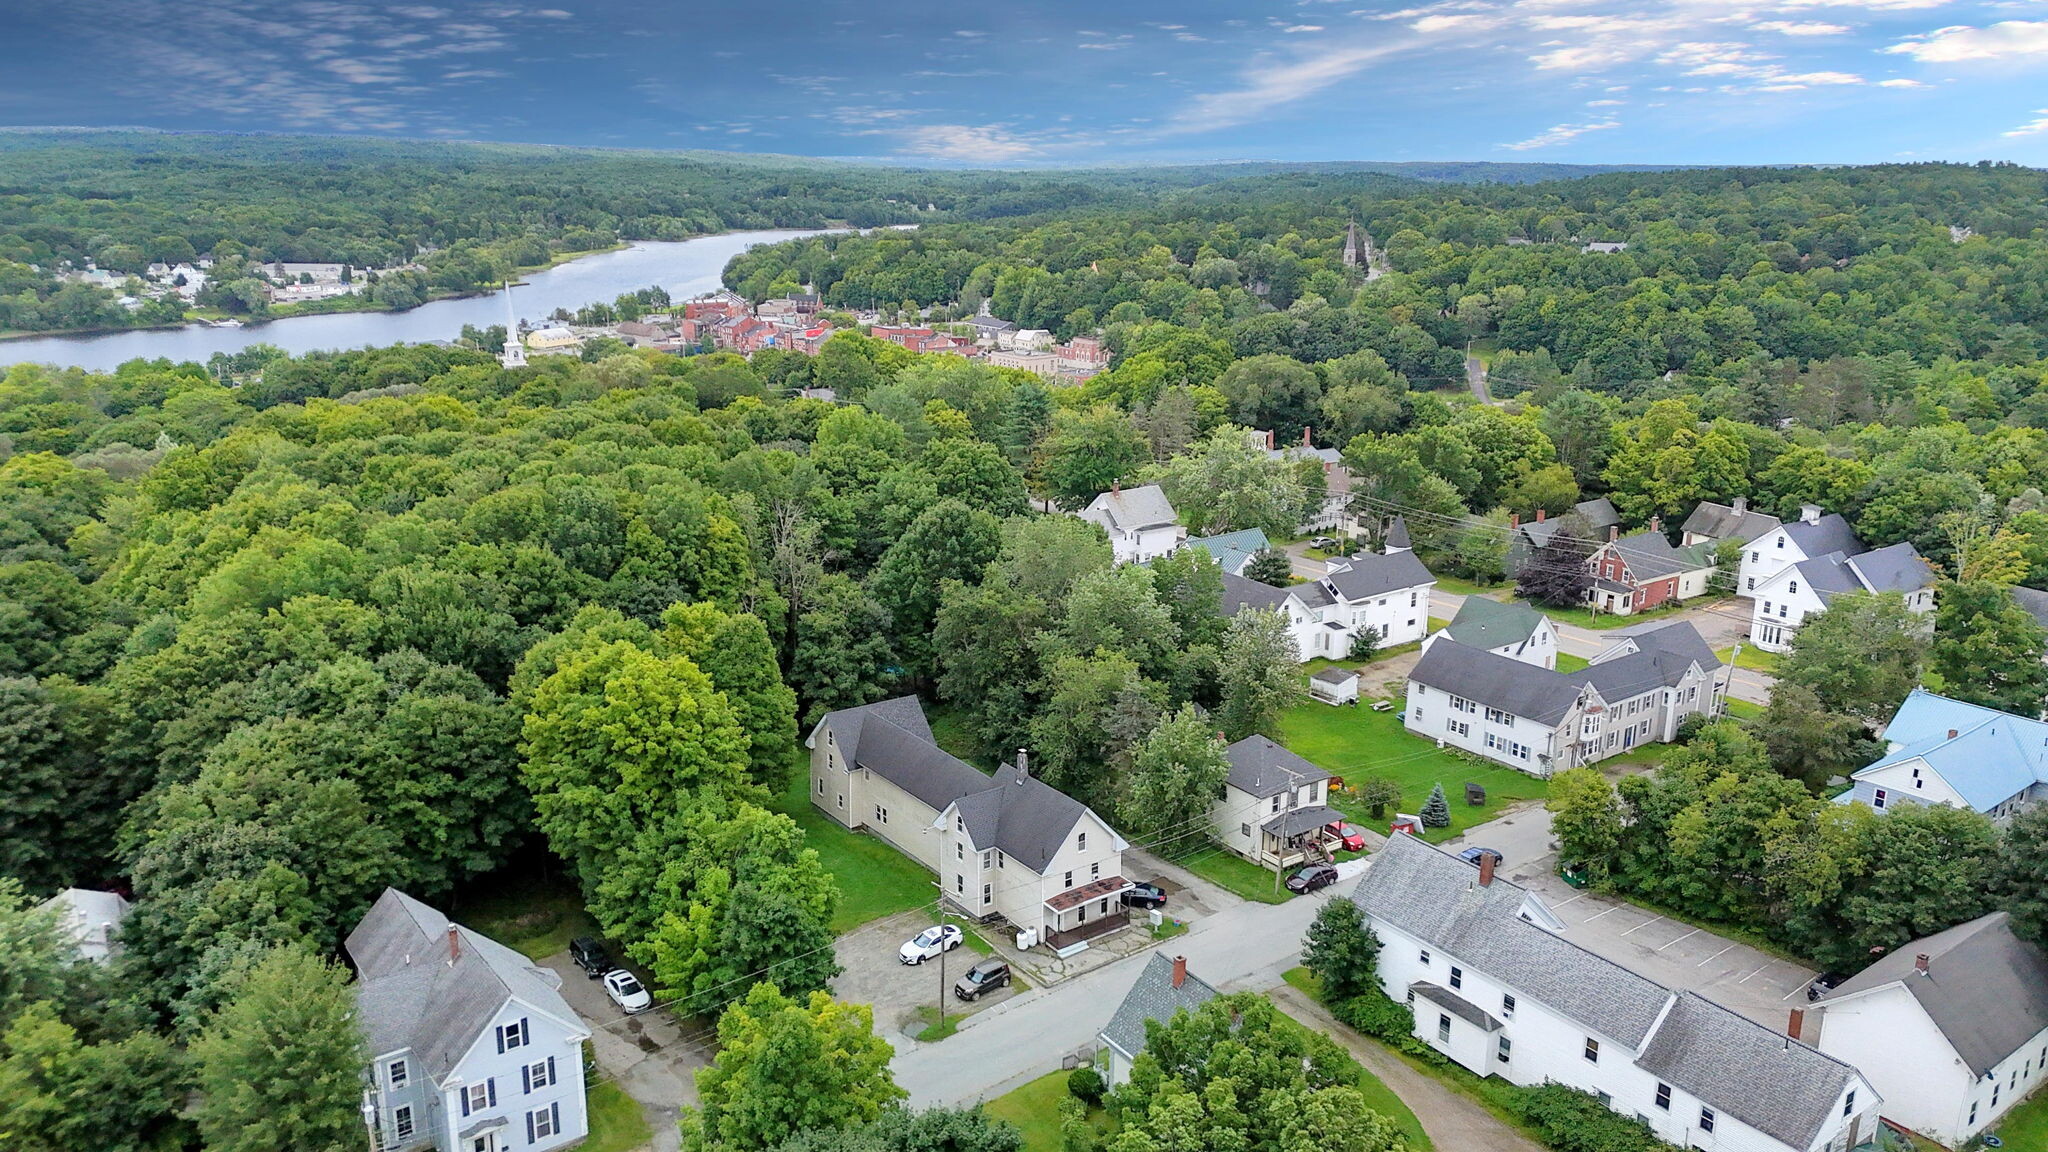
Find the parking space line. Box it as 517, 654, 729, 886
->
1582, 906, 1620, 922
1782, 978, 1817, 1001
1619, 915, 1665, 937
1655, 928, 1700, 952
1736, 963, 1771, 984
1695, 943, 1735, 967
1551, 893, 1585, 909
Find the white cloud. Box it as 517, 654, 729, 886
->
1281, 24, 1326, 32
1413, 14, 1494, 32
1877, 77, 1928, 86
2006, 108, 2048, 136
1586, 97, 1626, 105
900, 123, 1042, 160
1500, 118, 1620, 149
1749, 20, 1851, 35
1884, 20, 2048, 61
1168, 38, 1417, 132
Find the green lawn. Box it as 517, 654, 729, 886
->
924, 704, 983, 762
984, 1070, 1111, 1152
1433, 575, 1509, 598
1276, 699, 1550, 842
1983, 1086, 2048, 1151
1180, 846, 1293, 904
583, 1080, 653, 1152
1715, 644, 1780, 673
1724, 698, 1764, 720
769, 752, 938, 932
457, 870, 596, 961
1512, 596, 1707, 631
1555, 653, 1590, 672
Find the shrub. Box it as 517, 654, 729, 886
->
1066, 1064, 1104, 1106
1333, 989, 1431, 1057
1057, 1096, 1096, 1152
1511, 1084, 1676, 1152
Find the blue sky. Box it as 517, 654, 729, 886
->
6, 0, 2047, 165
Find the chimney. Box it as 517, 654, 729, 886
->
1172, 955, 1188, 989
1111, 479, 1120, 497
1914, 953, 1930, 974
1609, 525, 1620, 542
1478, 851, 1496, 887
1787, 1007, 1805, 1039
1302, 425, 1313, 447
1649, 515, 1661, 533
1801, 503, 1822, 525
1017, 749, 1029, 776
1948, 729, 1959, 740
1536, 509, 1546, 523
1510, 513, 1520, 530
1266, 430, 1277, 450
1732, 496, 1748, 515
447, 925, 460, 963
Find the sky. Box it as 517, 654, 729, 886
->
4, 0, 2047, 166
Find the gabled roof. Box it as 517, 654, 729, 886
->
1574, 621, 1719, 700
1851, 689, 2048, 812
1606, 531, 1716, 582
1681, 501, 1779, 544
1080, 485, 1177, 533
1820, 912, 2048, 1077
1220, 571, 1330, 615
347, 890, 585, 1082
1409, 639, 1585, 725
1574, 498, 1622, 532
1355, 836, 1865, 1151
1223, 734, 1329, 798
1099, 953, 1218, 1061
1781, 514, 1863, 560
1844, 541, 1935, 595
1441, 598, 1546, 650
1184, 528, 1271, 576
951, 760, 1096, 874
2010, 585, 2048, 631
1323, 549, 1434, 601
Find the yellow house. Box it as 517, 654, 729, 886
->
524, 327, 582, 354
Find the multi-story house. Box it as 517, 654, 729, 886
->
1736, 505, 1863, 596
1076, 484, 1183, 565
1421, 599, 1559, 669
1681, 496, 1784, 552
349, 890, 590, 1152
1099, 954, 1218, 1085
1207, 735, 1340, 871
807, 696, 1132, 953
1404, 621, 1722, 775
1837, 688, 2048, 820
1586, 527, 1718, 616
1353, 835, 1880, 1152
1809, 912, 2048, 1147
1218, 545, 1434, 663
1748, 541, 1934, 653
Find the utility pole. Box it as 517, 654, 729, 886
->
929, 883, 949, 1033
1721, 642, 1742, 714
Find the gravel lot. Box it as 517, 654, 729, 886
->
831, 910, 1019, 1041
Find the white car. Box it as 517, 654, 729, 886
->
602, 968, 653, 1014
898, 924, 964, 965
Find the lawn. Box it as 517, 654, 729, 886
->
1179, 846, 1293, 904
1714, 644, 1781, 673
583, 1079, 653, 1152
984, 1070, 1112, 1152
1276, 699, 1550, 842
1724, 698, 1764, 720
1982, 1086, 2048, 1150
1433, 575, 1509, 598
1511, 596, 1706, 631
1555, 653, 1590, 672
456, 868, 596, 961
769, 751, 937, 932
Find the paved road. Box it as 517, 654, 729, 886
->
1465, 349, 1491, 403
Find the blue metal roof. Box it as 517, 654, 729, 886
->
1183, 528, 1271, 576
1853, 689, 2048, 812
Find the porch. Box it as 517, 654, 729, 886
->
1254, 805, 1346, 871
1044, 911, 1131, 951
1042, 875, 1135, 952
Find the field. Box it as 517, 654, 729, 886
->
583, 1081, 654, 1152
1276, 698, 1550, 842
768, 752, 936, 932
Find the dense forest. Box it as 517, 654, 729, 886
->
4, 157, 2048, 1148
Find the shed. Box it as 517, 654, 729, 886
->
1309, 667, 1360, 705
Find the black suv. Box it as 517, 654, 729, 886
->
1122, 882, 1168, 910
569, 936, 612, 978
953, 958, 1011, 1001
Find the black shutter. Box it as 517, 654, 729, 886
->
551, 1102, 561, 1134
547, 1056, 556, 1087
520, 1017, 530, 1046
522, 1064, 532, 1094
495, 1025, 505, 1054
460, 1088, 471, 1117
527, 1111, 536, 1143
486, 1077, 496, 1107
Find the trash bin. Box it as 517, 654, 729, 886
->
1464, 782, 1486, 806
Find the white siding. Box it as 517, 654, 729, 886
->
1814, 985, 1978, 1146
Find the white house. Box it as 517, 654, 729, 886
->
1810, 912, 2048, 1147
1076, 484, 1184, 565
1218, 548, 1435, 663
1422, 598, 1559, 669
807, 696, 1132, 952
1749, 541, 1935, 653
1099, 954, 1218, 1085
1736, 505, 1863, 596
1405, 621, 1722, 775
348, 889, 591, 1152
1208, 735, 1340, 871
1837, 688, 2048, 820
1353, 835, 1880, 1152
39, 888, 130, 964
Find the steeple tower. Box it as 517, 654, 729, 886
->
499, 280, 526, 368
1343, 220, 1361, 268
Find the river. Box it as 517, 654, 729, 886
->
0, 229, 826, 373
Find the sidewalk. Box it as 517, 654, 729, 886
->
1270, 984, 1545, 1152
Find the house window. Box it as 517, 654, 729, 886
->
836, 793, 843, 809
1844, 1090, 1856, 1116
982, 850, 992, 868
1776, 538, 1785, 549
1272, 795, 1283, 813
1449, 966, 1463, 990
1994, 1084, 2002, 1106
497, 1019, 528, 1052
1446, 719, 1469, 737
1597, 1092, 1612, 1108
956, 843, 964, 861
1655, 1083, 1671, 1111
388, 1059, 408, 1088
1584, 1037, 1599, 1064
1497, 1035, 1511, 1063
1437, 1014, 1452, 1043
997, 851, 1005, 869
1419, 949, 1431, 965
394, 1106, 415, 1141
1501, 994, 1515, 1018
462, 1080, 494, 1116
955, 874, 964, 893
527, 1103, 561, 1142
1970, 1101, 1979, 1126
876, 805, 889, 824
1091, 862, 1100, 880
982, 883, 991, 905
1484, 707, 1511, 724
815, 778, 823, 795
1699, 1108, 1715, 1133
525, 1057, 555, 1092
1064, 871, 1074, 888
1241, 823, 1251, 837
1078, 832, 1087, 851
955, 816, 963, 831
1873, 788, 1887, 810
1789, 581, 1798, 594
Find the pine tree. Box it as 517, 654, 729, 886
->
1302, 898, 1382, 1001
1420, 783, 1451, 828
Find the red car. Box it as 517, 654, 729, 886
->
1327, 821, 1367, 852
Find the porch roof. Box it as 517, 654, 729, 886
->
1045, 875, 1131, 912
1410, 981, 1503, 1032
1262, 804, 1343, 838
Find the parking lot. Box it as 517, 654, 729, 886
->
541, 951, 703, 1152
831, 910, 1020, 1041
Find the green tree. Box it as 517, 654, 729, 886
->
1515, 512, 1595, 608
1546, 768, 1624, 880
790, 575, 898, 727
1215, 609, 1301, 741
1757, 683, 1875, 792
1212, 355, 1323, 442
189, 945, 365, 1152
1244, 549, 1294, 587
992, 515, 1114, 607
1419, 784, 1451, 829
767, 1108, 1024, 1152
1928, 581, 2048, 716
1143, 426, 1306, 538
1302, 898, 1381, 1001
1119, 705, 1231, 859
1038, 406, 1148, 511
1998, 805, 2048, 947
1355, 777, 1401, 820
661, 601, 801, 785
0, 1002, 187, 1152
682, 983, 905, 1152
1030, 651, 1163, 809
870, 500, 1004, 678
1536, 391, 1613, 487
1777, 592, 1927, 724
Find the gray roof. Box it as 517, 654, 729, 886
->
1411, 982, 1501, 1032
1383, 516, 1413, 550
1263, 803, 1344, 837
1442, 598, 1546, 650
952, 760, 1091, 874
1100, 952, 1219, 1060
1635, 992, 1858, 1150
1220, 571, 1333, 615
1310, 667, 1357, 685
1782, 513, 1863, 560
1409, 639, 1583, 725
1608, 531, 1715, 581
41, 888, 130, 957
1571, 621, 1719, 701
1575, 498, 1622, 532
1681, 501, 1780, 544
1324, 549, 1434, 601
1224, 734, 1330, 798
1082, 484, 1177, 532
347, 889, 584, 1082
1788, 551, 1865, 598
1846, 541, 1935, 594
2012, 585, 2048, 631
1821, 912, 2048, 1077
1355, 836, 1863, 1150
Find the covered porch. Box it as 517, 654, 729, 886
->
1042, 875, 1133, 951
1254, 805, 1345, 871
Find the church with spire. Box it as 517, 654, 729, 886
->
499, 280, 527, 368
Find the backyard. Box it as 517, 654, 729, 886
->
769, 751, 935, 933
1987, 1083, 2048, 1150
1276, 697, 1550, 842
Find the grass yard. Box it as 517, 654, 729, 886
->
985, 1070, 1113, 1152
1724, 698, 1764, 720
456, 869, 596, 961
1980, 1086, 2048, 1150
1432, 575, 1510, 598
1715, 644, 1781, 673
1277, 699, 1550, 842
1180, 846, 1293, 904
769, 752, 937, 932
583, 1080, 654, 1152
1512, 596, 1703, 631
1555, 653, 1590, 672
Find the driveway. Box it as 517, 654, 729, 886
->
832, 910, 1015, 1042
542, 953, 701, 1152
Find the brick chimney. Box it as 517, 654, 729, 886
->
1948, 729, 1959, 740
1172, 955, 1188, 989
1787, 1007, 1805, 1039
1649, 515, 1662, 533
1302, 425, 1313, 446
447, 924, 461, 963
1536, 509, 1546, 522
1915, 953, 1930, 975
1266, 430, 1277, 450
1111, 479, 1120, 496
1510, 513, 1520, 530
1478, 851, 1496, 887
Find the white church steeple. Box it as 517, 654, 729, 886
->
499, 280, 526, 368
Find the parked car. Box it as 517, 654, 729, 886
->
898, 924, 964, 965
1309, 536, 1337, 550
569, 936, 611, 979
1458, 847, 1506, 868
1122, 882, 1168, 910
1806, 972, 1844, 1002
1286, 864, 1341, 894
602, 968, 652, 1014
1327, 822, 1367, 852
953, 958, 1011, 1001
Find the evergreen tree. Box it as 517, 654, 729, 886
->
190, 945, 364, 1152
1302, 898, 1381, 1001
1419, 783, 1451, 828
1244, 548, 1293, 587
1514, 512, 1595, 608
